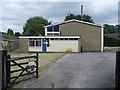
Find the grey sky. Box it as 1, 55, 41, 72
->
0, 0, 119, 33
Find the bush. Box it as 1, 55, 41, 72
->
104, 35, 120, 46
4, 34, 18, 39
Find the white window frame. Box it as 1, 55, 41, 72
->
29, 39, 41, 47
46, 25, 60, 36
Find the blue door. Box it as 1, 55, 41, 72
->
42, 39, 47, 52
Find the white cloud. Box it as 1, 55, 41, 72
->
1, 0, 118, 33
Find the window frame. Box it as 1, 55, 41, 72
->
29, 40, 35, 47
29, 39, 41, 47
47, 25, 60, 36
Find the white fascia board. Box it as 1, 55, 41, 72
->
44, 19, 102, 28
19, 36, 45, 39
19, 36, 80, 39
101, 26, 104, 52
46, 36, 80, 38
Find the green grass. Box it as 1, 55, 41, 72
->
104, 47, 120, 51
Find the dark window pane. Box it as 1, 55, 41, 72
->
64, 38, 68, 40
74, 38, 78, 40
29, 38, 34, 40
36, 39, 41, 40
54, 33, 59, 36
69, 38, 74, 40
29, 41, 34, 46
60, 38, 63, 40
54, 38, 58, 40
47, 40, 50, 47
47, 33, 53, 36
54, 25, 59, 32
36, 41, 41, 46
50, 38, 54, 40
47, 26, 52, 32
46, 39, 49, 40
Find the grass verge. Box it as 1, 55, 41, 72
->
7, 49, 66, 88
104, 47, 120, 52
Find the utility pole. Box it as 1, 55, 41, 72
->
81, 5, 83, 21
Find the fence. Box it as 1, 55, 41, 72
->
1, 39, 19, 52
0, 50, 38, 89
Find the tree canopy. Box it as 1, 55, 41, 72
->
104, 24, 120, 34
23, 16, 49, 36
64, 13, 94, 23
15, 32, 21, 37
4, 28, 18, 39
7, 28, 14, 35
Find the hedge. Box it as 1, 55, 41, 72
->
104, 35, 120, 46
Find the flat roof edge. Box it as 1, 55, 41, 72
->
19, 36, 81, 39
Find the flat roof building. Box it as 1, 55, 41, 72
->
19, 19, 103, 52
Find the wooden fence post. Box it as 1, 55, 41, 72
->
0, 50, 2, 90
6, 55, 11, 87
36, 53, 38, 78
0, 50, 7, 89
116, 51, 120, 89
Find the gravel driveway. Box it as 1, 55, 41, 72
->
23, 52, 116, 88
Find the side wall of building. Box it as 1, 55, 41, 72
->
19, 38, 29, 53
60, 22, 102, 52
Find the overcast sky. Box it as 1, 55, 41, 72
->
0, 0, 119, 33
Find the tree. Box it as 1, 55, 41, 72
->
104, 35, 120, 46
4, 34, 18, 39
23, 16, 50, 36
7, 28, 14, 35
4, 28, 18, 39
64, 13, 94, 23
104, 24, 118, 34
15, 32, 21, 37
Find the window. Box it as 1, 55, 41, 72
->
29, 39, 41, 47
50, 38, 54, 40
64, 38, 68, 40
54, 25, 59, 32
47, 33, 53, 36
29, 40, 34, 46
47, 26, 52, 32
69, 38, 74, 40
54, 38, 58, 40
74, 38, 78, 40
47, 40, 50, 47
54, 33, 59, 36
47, 25, 59, 32
60, 38, 63, 40
36, 41, 41, 46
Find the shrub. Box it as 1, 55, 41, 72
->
104, 35, 120, 46
4, 34, 18, 39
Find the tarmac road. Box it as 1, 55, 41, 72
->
23, 52, 116, 88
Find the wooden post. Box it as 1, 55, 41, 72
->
6, 55, 11, 87
116, 51, 120, 89
0, 50, 7, 89
36, 53, 38, 78
0, 50, 2, 90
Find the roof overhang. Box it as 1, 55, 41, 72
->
19, 36, 80, 39
44, 19, 103, 28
